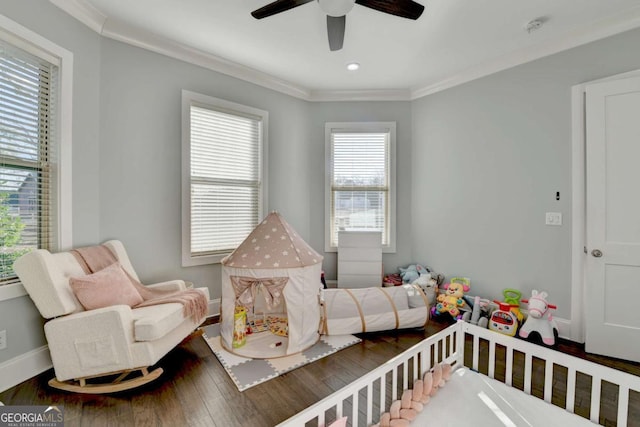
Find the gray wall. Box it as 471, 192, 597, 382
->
411, 27, 640, 319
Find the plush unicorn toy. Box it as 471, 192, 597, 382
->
519, 290, 558, 346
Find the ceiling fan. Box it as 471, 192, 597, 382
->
251, 0, 425, 51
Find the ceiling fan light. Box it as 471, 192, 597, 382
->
318, 0, 355, 17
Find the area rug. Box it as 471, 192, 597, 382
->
202, 324, 361, 391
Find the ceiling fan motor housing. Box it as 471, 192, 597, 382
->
318, 0, 356, 17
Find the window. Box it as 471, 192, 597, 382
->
0, 19, 72, 293
325, 122, 396, 252
182, 91, 267, 266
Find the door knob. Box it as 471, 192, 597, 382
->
591, 249, 603, 257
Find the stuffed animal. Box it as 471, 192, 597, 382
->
434, 280, 470, 317
399, 264, 428, 283
412, 272, 438, 306
519, 290, 559, 346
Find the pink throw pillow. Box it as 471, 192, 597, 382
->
70, 262, 143, 310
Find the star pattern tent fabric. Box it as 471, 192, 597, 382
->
222, 211, 322, 269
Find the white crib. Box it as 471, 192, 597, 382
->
277, 322, 640, 426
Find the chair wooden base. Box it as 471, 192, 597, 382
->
48, 367, 163, 394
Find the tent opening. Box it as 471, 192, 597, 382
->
229, 276, 291, 358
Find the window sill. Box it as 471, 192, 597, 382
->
182, 252, 230, 267
0, 283, 27, 302
325, 246, 397, 254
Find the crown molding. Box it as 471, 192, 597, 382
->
49, 0, 106, 33
410, 5, 640, 99
308, 88, 411, 102
100, 18, 311, 100
47, 0, 311, 100
49, 1, 640, 102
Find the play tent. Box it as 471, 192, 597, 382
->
220, 211, 323, 358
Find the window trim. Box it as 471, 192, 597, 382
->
181, 90, 268, 266
324, 122, 396, 253
0, 14, 73, 301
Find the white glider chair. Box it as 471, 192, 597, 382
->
14, 240, 209, 394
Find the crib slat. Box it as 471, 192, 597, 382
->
488, 341, 496, 379
566, 368, 576, 413
352, 392, 359, 426
590, 376, 601, 423
524, 354, 532, 394
402, 361, 409, 389
392, 366, 398, 400
505, 346, 513, 387
420, 346, 431, 378
380, 371, 387, 419
456, 329, 465, 368
544, 359, 553, 403
367, 383, 373, 424
472, 335, 480, 371
413, 355, 418, 381
449, 331, 455, 356
424, 344, 432, 371
618, 385, 629, 426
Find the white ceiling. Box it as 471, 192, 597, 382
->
50, 0, 640, 100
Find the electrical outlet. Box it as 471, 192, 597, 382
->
0, 330, 6, 350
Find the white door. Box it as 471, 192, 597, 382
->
585, 75, 640, 362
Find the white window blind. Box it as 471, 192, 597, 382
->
183, 91, 267, 265
0, 39, 57, 285
328, 127, 393, 249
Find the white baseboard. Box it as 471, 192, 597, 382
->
516, 310, 572, 342
208, 298, 220, 317
518, 308, 572, 342
0, 345, 52, 393
554, 317, 572, 342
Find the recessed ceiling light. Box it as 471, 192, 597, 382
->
346, 62, 360, 71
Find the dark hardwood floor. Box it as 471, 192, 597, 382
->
1, 318, 639, 427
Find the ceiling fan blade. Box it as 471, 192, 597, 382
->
251, 0, 314, 19
355, 0, 424, 20
327, 15, 346, 51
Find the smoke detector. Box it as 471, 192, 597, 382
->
525, 17, 547, 33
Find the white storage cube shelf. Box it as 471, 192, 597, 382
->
338, 231, 382, 288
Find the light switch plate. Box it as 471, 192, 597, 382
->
545, 212, 562, 226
